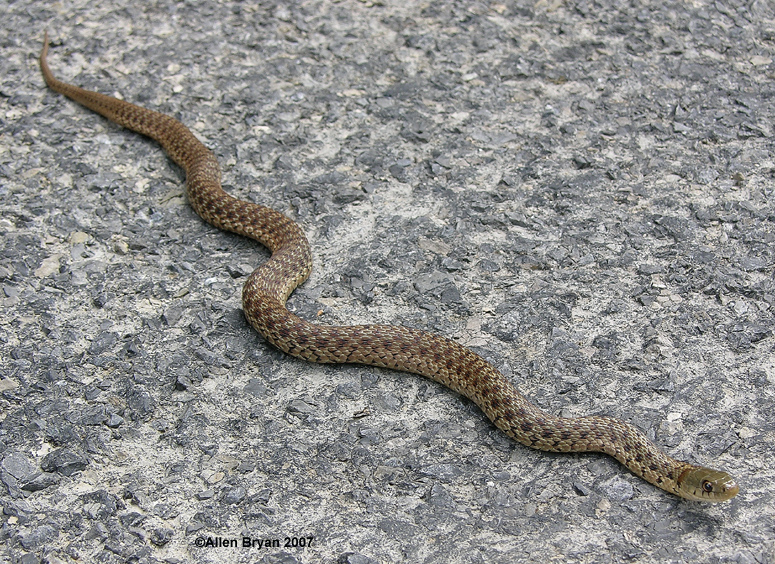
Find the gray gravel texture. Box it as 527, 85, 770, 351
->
2, 1, 774, 563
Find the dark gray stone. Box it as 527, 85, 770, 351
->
40, 448, 88, 477
222, 486, 247, 505
19, 524, 58, 550
2, 452, 37, 481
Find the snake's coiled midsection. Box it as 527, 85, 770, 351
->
39, 32, 739, 501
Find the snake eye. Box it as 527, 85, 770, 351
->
702, 480, 713, 493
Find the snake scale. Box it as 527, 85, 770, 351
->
40, 32, 738, 501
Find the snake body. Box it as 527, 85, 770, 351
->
40, 33, 738, 501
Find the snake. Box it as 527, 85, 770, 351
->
39, 32, 739, 501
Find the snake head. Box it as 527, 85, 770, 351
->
676, 466, 739, 502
